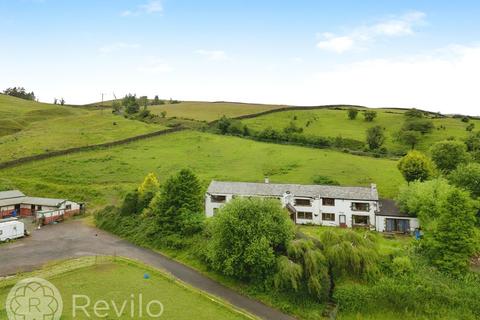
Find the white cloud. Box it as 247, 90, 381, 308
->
99, 42, 140, 54
317, 11, 426, 53
316, 33, 355, 54
121, 0, 162, 17
195, 49, 228, 61
137, 57, 172, 74
304, 44, 480, 113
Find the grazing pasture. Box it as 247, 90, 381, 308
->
0, 95, 165, 162
240, 108, 479, 153
0, 131, 403, 206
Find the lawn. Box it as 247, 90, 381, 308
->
0, 130, 404, 206
0, 257, 253, 320
148, 101, 285, 122
241, 107, 479, 153
0, 95, 165, 162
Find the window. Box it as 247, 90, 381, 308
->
352, 215, 369, 225
322, 198, 335, 206
297, 211, 313, 220
322, 213, 335, 221
65, 204, 72, 210
211, 195, 227, 203
352, 202, 369, 212
386, 219, 410, 233
294, 198, 311, 206
37, 206, 42, 211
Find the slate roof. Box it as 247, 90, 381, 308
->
22, 197, 66, 207
207, 181, 378, 201
377, 199, 412, 217
0, 190, 25, 200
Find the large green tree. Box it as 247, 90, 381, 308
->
423, 189, 477, 276
137, 172, 160, 210
206, 197, 295, 281
430, 140, 469, 173
397, 150, 435, 183
152, 169, 204, 235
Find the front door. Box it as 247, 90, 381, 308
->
339, 214, 347, 228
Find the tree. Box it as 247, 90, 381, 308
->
120, 190, 140, 216
206, 197, 295, 281
60, 98, 65, 106
397, 150, 435, 183
366, 125, 385, 150
422, 189, 477, 276
347, 108, 358, 120
449, 163, 480, 198
153, 169, 204, 235
216, 116, 233, 134
3, 87, 36, 100
363, 111, 377, 122
465, 131, 480, 152
122, 94, 140, 114
397, 179, 455, 226
403, 118, 434, 134
138, 96, 148, 109
153, 95, 160, 105
274, 239, 330, 301
396, 130, 421, 149
404, 108, 424, 118
137, 172, 160, 210
111, 100, 121, 113
53, 98, 58, 105
160, 111, 167, 118
430, 140, 468, 173
283, 121, 303, 135
466, 123, 475, 132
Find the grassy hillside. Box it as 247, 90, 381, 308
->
0, 130, 403, 206
240, 107, 478, 153
0, 257, 252, 320
148, 101, 285, 122
0, 95, 165, 162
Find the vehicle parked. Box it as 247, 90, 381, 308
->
0, 219, 26, 242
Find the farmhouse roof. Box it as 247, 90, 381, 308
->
0, 190, 25, 200
207, 180, 378, 201
377, 199, 412, 217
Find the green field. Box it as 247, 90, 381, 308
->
0, 257, 252, 320
0, 95, 165, 162
0, 130, 404, 206
241, 108, 478, 153
148, 101, 285, 122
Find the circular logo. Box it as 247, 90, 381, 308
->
6, 277, 63, 320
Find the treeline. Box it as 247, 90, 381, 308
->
212, 116, 374, 156
3, 87, 36, 101
110, 94, 180, 123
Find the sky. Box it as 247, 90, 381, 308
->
1, 0, 480, 115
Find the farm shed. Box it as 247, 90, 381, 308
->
0, 190, 81, 219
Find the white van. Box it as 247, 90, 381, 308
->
0, 219, 25, 242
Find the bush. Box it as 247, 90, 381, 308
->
430, 140, 469, 173
449, 163, 480, 198
206, 198, 295, 282
347, 108, 358, 120
363, 111, 377, 122
391, 256, 413, 276
397, 150, 435, 183
312, 175, 340, 186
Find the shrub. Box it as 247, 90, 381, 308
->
430, 140, 469, 173
347, 108, 358, 120
366, 125, 385, 150
312, 175, 340, 186
449, 163, 480, 198
397, 150, 435, 183
391, 256, 413, 276
363, 110, 377, 122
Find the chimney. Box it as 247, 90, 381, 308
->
264, 177, 269, 184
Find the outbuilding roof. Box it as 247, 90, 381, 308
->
0, 196, 66, 208
377, 199, 413, 217
207, 180, 379, 201
0, 190, 25, 200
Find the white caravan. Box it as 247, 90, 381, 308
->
0, 219, 25, 242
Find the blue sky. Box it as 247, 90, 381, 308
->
1, 0, 480, 114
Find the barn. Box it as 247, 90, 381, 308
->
0, 190, 82, 220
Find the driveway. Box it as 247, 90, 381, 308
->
0, 219, 295, 320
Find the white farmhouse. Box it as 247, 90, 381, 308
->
205, 180, 419, 233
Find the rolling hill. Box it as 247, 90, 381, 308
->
0, 95, 165, 162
